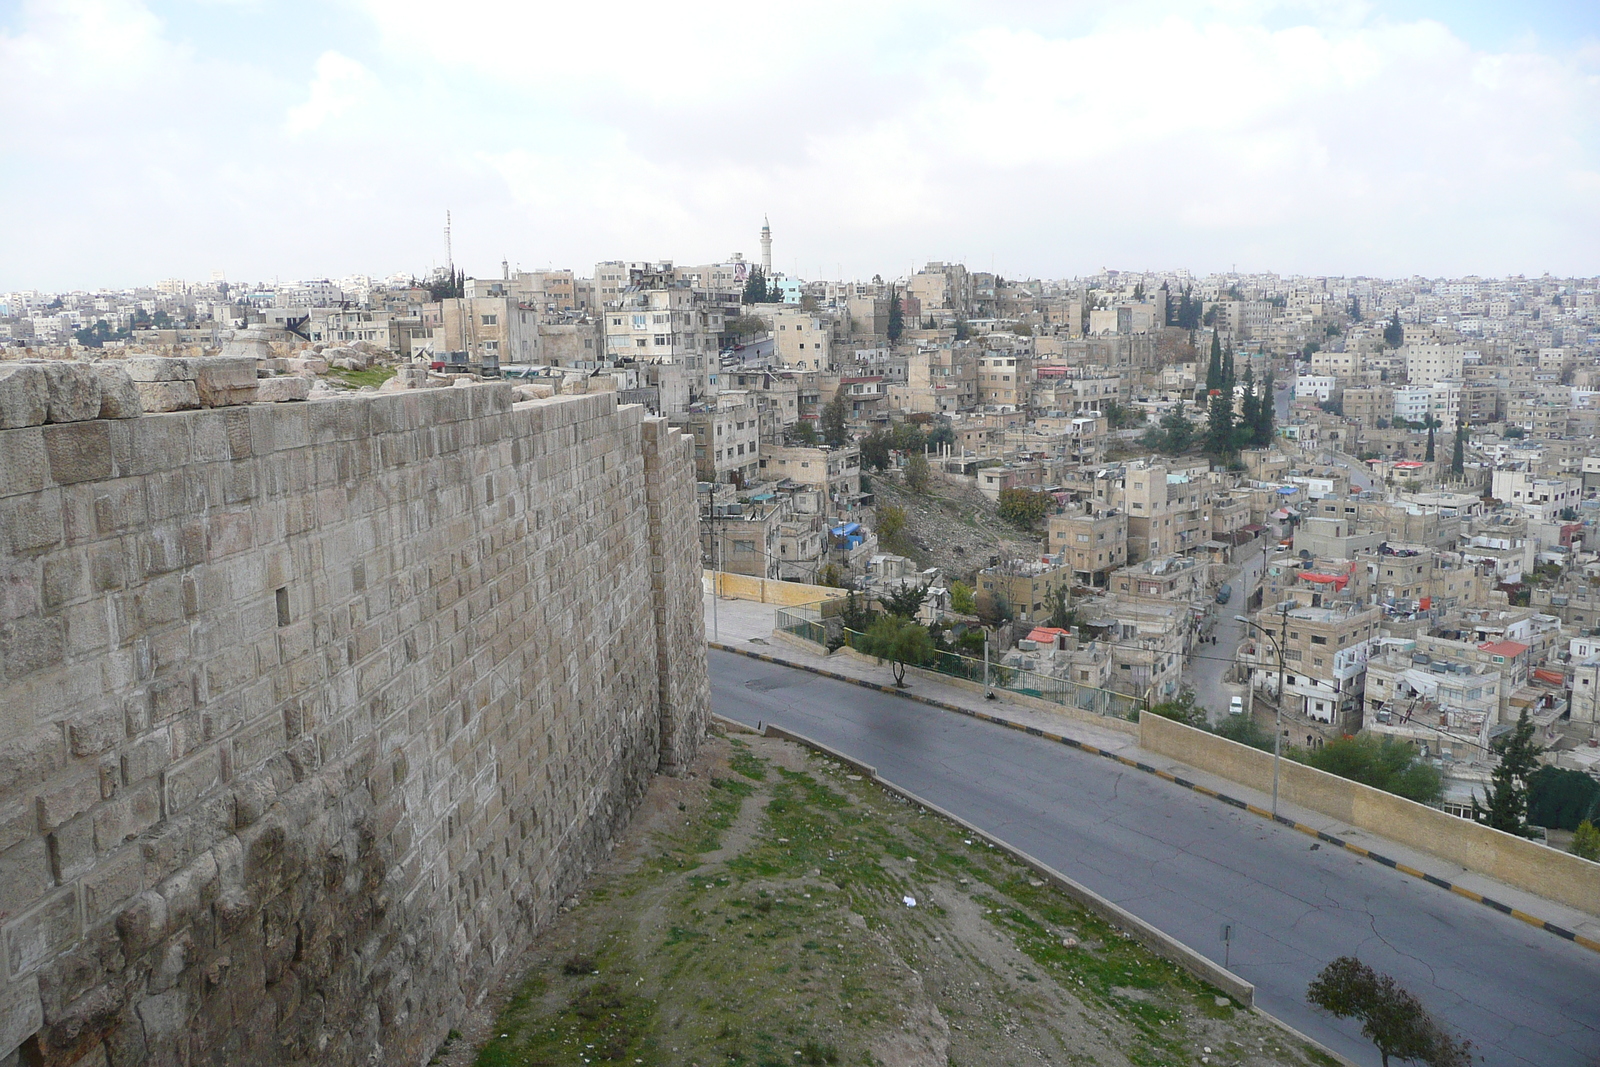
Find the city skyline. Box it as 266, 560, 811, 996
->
3, 0, 1598, 291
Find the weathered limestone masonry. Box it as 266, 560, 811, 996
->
0, 384, 708, 1066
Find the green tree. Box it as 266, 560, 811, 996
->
725, 314, 767, 339
1307, 957, 1472, 1067
926, 419, 956, 450
1158, 402, 1196, 454
1425, 423, 1435, 462
949, 580, 976, 615
820, 392, 849, 448
1349, 295, 1363, 322
1205, 330, 1223, 392
816, 563, 845, 588
1528, 766, 1600, 830
1237, 365, 1260, 450
1046, 587, 1074, 631
1213, 712, 1274, 752
874, 504, 908, 548
1474, 709, 1544, 836
743, 267, 770, 304
839, 590, 875, 634
858, 430, 892, 471
1384, 310, 1404, 348
1254, 372, 1276, 447
1205, 389, 1235, 459
858, 615, 935, 687
889, 420, 927, 453
881, 583, 929, 619
904, 453, 931, 493
1451, 422, 1465, 476
887, 287, 904, 342
1572, 820, 1600, 861
997, 487, 1052, 529
791, 420, 819, 446
1295, 735, 1443, 804
1148, 690, 1207, 728
1099, 399, 1133, 428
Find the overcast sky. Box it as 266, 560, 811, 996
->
2, 0, 1597, 292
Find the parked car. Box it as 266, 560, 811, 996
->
1215, 583, 1232, 605
1229, 696, 1244, 716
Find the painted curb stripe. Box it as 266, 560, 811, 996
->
711, 642, 1600, 957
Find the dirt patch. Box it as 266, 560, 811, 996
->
446, 729, 1334, 1067
872, 478, 1044, 585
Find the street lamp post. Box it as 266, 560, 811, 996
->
1235, 601, 1291, 819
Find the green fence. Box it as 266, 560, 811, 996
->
773, 602, 1141, 722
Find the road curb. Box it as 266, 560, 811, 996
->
715, 712, 1360, 1067
711, 641, 1600, 957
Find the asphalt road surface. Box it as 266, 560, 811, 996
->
711, 650, 1600, 1067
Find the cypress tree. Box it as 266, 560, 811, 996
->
1223, 342, 1236, 392
1238, 365, 1259, 450
1255, 372, 1276, 447
886, 286, 903, 342
1425, 422, 1436, 462
1451, 422, 1465, 476
1206, 330, 1223, 392
1205, 389, 1234, 459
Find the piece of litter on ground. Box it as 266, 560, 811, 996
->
846, 774, 862, 781
1028, 878, 1043, 887
963, 839, 972, 845
1061, 937, 1078, 948
903, 895, 917, 907
1214, 996, 1232, 1007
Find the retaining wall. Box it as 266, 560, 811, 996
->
0, 386, 708, 1066
1139, 715, 1600, 916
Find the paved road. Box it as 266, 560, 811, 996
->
712, 650, 1600, 1067
1188, 551, 1267, 723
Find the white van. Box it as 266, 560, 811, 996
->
1229, 696, 1244, 715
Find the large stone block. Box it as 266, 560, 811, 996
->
92, 364, 143, 420
43, 421, 113, 485
38, 364, 102, 424
132, 381, 199, 413
254, 377, 310, 404
192, 358, 258, 408
124, 359, 191, 384
0, 365, 49, 429
0, 974, 42, 1060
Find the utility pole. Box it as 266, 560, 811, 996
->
1236, 600, 1291, 819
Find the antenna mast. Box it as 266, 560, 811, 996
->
445, 210, 454, 273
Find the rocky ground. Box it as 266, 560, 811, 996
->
438, 729, 1338, 1067
871, 477, 1046, 585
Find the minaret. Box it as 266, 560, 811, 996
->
760, 216, 773, 276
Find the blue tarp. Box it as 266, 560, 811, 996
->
831, 523, 862, 536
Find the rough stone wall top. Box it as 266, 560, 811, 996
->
0, 384, 707, 1065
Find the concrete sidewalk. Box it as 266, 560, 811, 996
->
703, 588, 1600, 949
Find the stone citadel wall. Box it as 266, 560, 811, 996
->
0, 383, 709, 1066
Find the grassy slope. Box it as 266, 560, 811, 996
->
464, 733, 1334, 1067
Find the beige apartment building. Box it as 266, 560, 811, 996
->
769, 308, 833, 370
1248, 601, 1382, 732
1121, 461, 1208, 561
1048, 507, 1128, 587
438, 296, 539, 364
758, 445, 862, 516
894, 348, 978, 414
674, 391, 761, 487
976, 560, 1073, 624
978, 353, 1030, 407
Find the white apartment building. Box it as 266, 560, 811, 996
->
1490, 471, 1582, 520
1404, 343, 1475, 384
1294, 376, 1336, 402
1392, 386, 1431, 423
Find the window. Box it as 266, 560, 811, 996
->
481, 314, 497, 325
1311, 635, 1327, 645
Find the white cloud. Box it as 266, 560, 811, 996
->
285, 51, 380, 135
1, 0, 1597, 289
